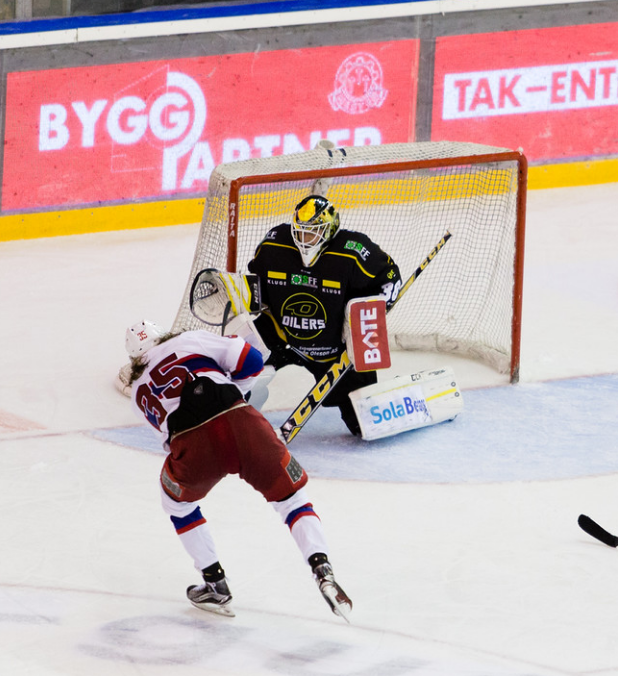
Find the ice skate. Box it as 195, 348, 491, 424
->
313, 562, 352, 622
186, 578, 235, 617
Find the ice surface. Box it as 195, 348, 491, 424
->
1, 183, 618, 675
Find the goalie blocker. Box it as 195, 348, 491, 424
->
349, 367, 463, 441
343, 296, 391, 372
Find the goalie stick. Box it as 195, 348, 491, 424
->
280, 231, 452, 443
578, 514, 618, 548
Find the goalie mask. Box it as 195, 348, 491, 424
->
292, 195, 340, 267
125, 320, 166, 359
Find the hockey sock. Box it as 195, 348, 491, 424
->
169, 506, 220, 572
287, 506, 330, 563
270, 488, 330, 563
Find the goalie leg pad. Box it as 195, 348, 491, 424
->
349, 367, 463, 441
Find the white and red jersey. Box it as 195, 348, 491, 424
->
131, 330, 263, 445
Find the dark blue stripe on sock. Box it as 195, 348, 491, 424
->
285, 503, 315, 528
170, 506, 204, 531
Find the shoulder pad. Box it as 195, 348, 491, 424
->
264, 223, 292, 242
336, 230, 379, 255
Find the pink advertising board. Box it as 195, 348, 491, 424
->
3, 40, 419, 211
432, 23, 618, 162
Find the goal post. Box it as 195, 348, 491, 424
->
173, 141, 527, 382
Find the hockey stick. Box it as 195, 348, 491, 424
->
280, 231, 452, 443
578, 514, 618, 548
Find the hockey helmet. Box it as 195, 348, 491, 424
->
125, 319, 166, 359
291, 195, 340, 267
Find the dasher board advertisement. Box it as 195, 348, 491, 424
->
432, 22, 618, 163
2, 40, 419, 213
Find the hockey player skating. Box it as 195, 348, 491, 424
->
247, 194, 402, 436
125, 320, 352, 621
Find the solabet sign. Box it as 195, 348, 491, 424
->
433, 22, 618, 161
2, 40, 419, 212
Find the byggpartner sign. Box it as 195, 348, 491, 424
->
2, 40, 419, 212
432, 23, 618, 162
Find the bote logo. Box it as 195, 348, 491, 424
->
329, 52, 388, 115
281, 293, 327, 340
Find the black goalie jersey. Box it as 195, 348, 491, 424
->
248, 223, 402, 363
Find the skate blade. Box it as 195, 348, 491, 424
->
189, 600, 235, 617
321, 585, 351, 623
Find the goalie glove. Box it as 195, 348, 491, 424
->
190, 268, 262, 329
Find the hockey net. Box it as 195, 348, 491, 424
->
172, 141, 527, 382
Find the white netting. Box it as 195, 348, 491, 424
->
173, 141, 526, 377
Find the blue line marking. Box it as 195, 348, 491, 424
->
0, 0, 431, 36
90, 424, 164, 455
89, 374, 618, 484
